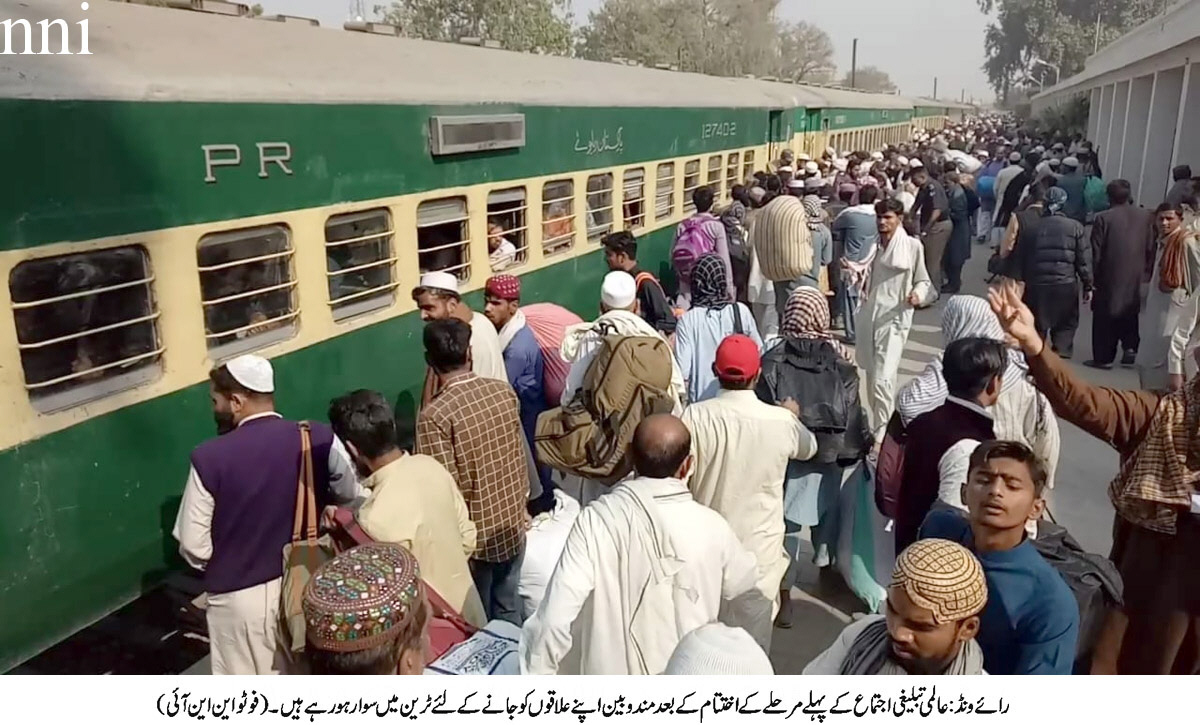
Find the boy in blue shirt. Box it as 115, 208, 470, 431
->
920, 439, 1079, 675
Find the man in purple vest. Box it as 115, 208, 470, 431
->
172, 354, 361, 674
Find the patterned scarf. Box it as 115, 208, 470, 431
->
1108, 376, 1200, 534
690, 254, 731, 309
1043, 186, 1068, 215
780, 287, 850, 360
802, 196, 825, 230
1157, 225, 1193, 293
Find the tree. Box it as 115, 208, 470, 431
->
773, 21, 835, 82
377, 0, 573, 55
249, 3, 263, 16
840, 66, 895, 93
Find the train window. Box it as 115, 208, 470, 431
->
656, 162, 676, 221
487, 187, 528, 272
542, 179, 576, 256
683, 159, 701, 213
10, 246, 163, 412
325, 209, 397, 322
198, 225, 298, 358
622, 168, 646, 231
707, 155, 722, 199
726, 152, 740, 191
586, 173, 614, 243
417, 197, 472, 281
742, 150, 755, 182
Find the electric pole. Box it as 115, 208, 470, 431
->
933, 77, 938, 100
851, 38, 858, 89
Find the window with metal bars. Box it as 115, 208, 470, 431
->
487, 187, 528, 272
417, 197, 472, 281
683, 159, 701, 214
655, 163, 676, 221
726, 152, 740, 193
622, 168, 646, 231
542, 179, 576, 256
586, 174, 614, 243
198, 225, 298, 358
10, 246, 163, 412
742, 150, 755, 182
325, 209, 397, 322
707, 155, 723, 199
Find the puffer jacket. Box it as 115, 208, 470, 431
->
1025, 212, 1092, 289
755, 338, 873, 465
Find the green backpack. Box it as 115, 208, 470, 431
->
1084, 176, 1109, 214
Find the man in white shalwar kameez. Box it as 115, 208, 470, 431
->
681, 334, 817, 651
855, 198, 937, 440
520, 415, 758, 675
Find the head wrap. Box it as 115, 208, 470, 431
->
1044, 186, 1069, 215
485, 274, 521, 301
303, 543, 422, 653
780, 287, 850, 360
664, 624, 774, 675
802, 196, 824, 229
225, 355, 274, 394
892, 539, 987, 624
690, 253, 731, 309
600, 271, 637, 309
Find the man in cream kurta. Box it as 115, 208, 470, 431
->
855, 198, 936, 439
520, 415, 758, 675
681, 335, 818, 651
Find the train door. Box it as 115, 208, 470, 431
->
768, 110, 784, 164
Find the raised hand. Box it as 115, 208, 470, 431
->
988, 279, 1043, 356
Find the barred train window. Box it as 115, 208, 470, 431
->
683, 159, 701, 213
10, 246, 162, 411
487, 187, 528, 272
325, 209, 397, 322
586, 174, 614, 243
742, 150, 755, 183
656, 163, 676, 221
726, 152, 740, 193
707, 155, 723, 199
622, 168, 645, 231
198, 225, 298, 357
417, 197, 471, 281
542, 179, 576, 256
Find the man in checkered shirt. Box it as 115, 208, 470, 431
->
417, 318, 528, 625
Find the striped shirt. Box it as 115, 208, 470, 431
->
417, 372, 528, 563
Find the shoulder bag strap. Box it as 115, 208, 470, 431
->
294, 421, 317, 544
731, 303, 745, 336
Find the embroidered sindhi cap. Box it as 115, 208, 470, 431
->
303, 543, 422, 653
485, 274, 521, 301
891, 539, 987, 624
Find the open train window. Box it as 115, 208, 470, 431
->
742, 150, 755, 183
586, 174, 614, 243
683, 159, 701, 214
656, 163, 676, 221
325, 209, 397, 322
726, 152, 740, 193
622, 168, 646, 231
417, 197, 471, 281
10, 246, 163, 412
542, 179, 576, 256
707, 155, 723, 200
487, 187, 528, 272
198, 225, 298, 359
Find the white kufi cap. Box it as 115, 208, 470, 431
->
225, 354, 275, 394
600, 271, 637, 309
664, 624, 774, 675
1062, 156, 1080, 168
418, 271, 458, 296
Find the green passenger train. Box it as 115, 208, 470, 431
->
0, 0, 971, 671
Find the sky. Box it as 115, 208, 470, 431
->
259, 0, 995, 102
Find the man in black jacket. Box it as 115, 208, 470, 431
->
1021, 187, 1092, 359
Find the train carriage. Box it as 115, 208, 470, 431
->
0, 0, 943, 671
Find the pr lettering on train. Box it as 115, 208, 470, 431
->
203, 143, 295, 184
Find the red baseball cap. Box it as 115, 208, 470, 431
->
713, 334, 761, 383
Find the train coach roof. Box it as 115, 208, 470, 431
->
1, 0, 837, 109
797, 85, 912, 110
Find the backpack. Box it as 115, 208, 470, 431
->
720, 205, 748, 260
534, 333, 675, 484
873, 412, 907, 519
1084, 176, 1109, 214
672, 215, 717, 284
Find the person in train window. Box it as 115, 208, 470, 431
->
173, 354, 364, 675
487, 221, 517, 272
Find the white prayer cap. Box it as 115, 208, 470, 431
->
417, 271, 458, 296
777, 165, 794, 173
797, 153, 812, 162
825, 146, 836, 156
833, 158, 848, 172
1035, 161, 1050, 175
1034, 145, 1045, 153
664, 624, 774, 675
896, 155, 909, 166
909, 158, 924, 169
975, 149, 990, 158
787, 178, 805, 189
1048, 157, 1061, 167
225, 354, 274, 394
871, 151, 885, 161
600, 271, 637, 309
1063, 156, 1080, 168
1008, 151, 1022, 162
804, 161, 820, 174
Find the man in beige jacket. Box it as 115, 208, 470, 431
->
328, 389, 486, 627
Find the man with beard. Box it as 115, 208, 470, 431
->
803, 538, 988, 674
173, 354, 363, 674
